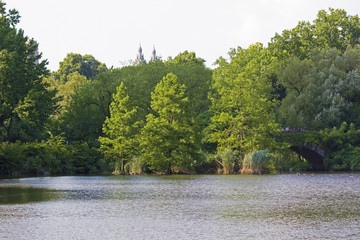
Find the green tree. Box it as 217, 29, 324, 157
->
277, 57, 313, 96
277, 47, 360, 130
166, 63, 212, 116
166, 50, 206, 65
99, 83, 138, 174
140, 73, 199, 173
117, 58, 212, 121
44, 72, 88, 115
269, 8, 360, 60
46, 53, 107, 120
207, 44, 279, 160
60, 70, 120, 141
0, 2, 55, 141
268, 8, 360, 113
320, 122, 360, 170
54, 53, 107, 82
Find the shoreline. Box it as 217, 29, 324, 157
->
1, 171, 360, 180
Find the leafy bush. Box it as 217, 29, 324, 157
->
24, 155, 43, 175
0, 142, 26, 175
124, 156, 146, 175
326, 146, 360, 171
194, 152, 218, 174
42, 135, 71, 174
69, 141, 103, 174
272, 149, 311, 172
349, 147, 360, 170
241, 150, 276, 174
240, 152, 254, 174
0, 136, 104, 176
321, 122, 360, 170
23, 142, 45, 175
216, 149, 239, 174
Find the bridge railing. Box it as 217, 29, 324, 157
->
280, 128, 309, 134
276, 129, 321, 146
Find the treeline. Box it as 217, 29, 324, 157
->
1, 1, 360, 175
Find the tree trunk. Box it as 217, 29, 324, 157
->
4, 117, 14, 142
121, 159, 125, 175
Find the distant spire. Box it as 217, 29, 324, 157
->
150, 46, 158, 62
134, 43, 146, 66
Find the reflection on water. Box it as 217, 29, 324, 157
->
0, 174, 360, 239
0, 187, 64, 204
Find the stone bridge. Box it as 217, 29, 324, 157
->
278, 130, 326, 170
290, 142, 326, 170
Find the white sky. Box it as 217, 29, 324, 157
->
5, 0, 360, 71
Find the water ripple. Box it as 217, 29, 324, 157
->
0, 174, 359, 239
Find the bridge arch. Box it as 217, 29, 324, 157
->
290, 142, 326, 170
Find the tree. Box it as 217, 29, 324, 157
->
166, 50, 206, 65
99, 83, 138, 174
320, 122, 360, 170
118, 58, 212, 120
44, 72, 88, 115
46, 53, 107, 120
313, 8, 360, 51
166, 63, 212, 116
0, 1, 55, 141
277, 57, 313, 96
269, 8, 360, 60
53, 53, 107, 82
60, 70, 121, 141
207, 44, 279, 159
278, 47, 360, 130
140, 73, 199, 173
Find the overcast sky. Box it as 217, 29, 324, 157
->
5, 0, 360, 71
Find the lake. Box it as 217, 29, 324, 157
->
0, 174, 359, 239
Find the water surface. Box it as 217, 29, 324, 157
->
0, 174, 359, 239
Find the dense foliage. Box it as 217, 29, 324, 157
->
277, 48, 360, 130
140, 73, 200, 173
320, 122, 360, 171
99, 83, 138, 174
1, 0, 360, 175
0, 2, 56, 142
207, 44, 279, 158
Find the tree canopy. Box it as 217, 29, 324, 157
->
207, 43, 279, 155
140, 73, 200, 173
269, 8, 360, 60
2, 4, 360, 175
277, 47, 360, 130
99, 82, 138, 174
0, 1, 55, 142
54, 53, 107, 82
166, 50, 206, 65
